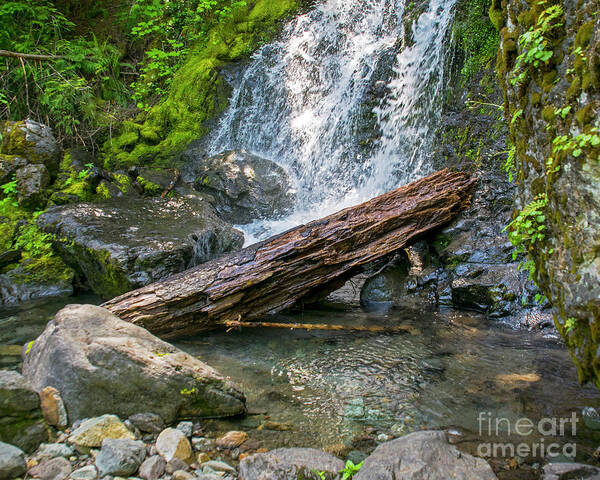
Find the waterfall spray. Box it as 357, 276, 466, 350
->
209, 0, 457, 243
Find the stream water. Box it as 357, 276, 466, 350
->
3, 297, 600, 465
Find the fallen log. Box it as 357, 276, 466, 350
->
103, 169, 476, 339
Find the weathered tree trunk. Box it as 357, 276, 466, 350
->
103, 169, 476, 339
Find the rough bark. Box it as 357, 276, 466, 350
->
103, 169, 476, 338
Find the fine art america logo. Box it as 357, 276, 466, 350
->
476, 412, 579, 458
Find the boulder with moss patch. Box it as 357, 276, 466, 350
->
36, 196, 244, 298
0, 121, 59, 176
22, 304, 246, 422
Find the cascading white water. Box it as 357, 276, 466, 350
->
209, 0, 457, 243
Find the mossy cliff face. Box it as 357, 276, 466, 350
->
496, 0, 600, 386
104, 0, 302, 169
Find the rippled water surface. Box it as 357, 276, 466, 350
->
176, 306, 600, 459
3, 297, 600, 463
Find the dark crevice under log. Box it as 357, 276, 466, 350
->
103, 169, 476, 339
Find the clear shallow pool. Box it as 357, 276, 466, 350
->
176, 306, 600, 461
2, 297, 600, 465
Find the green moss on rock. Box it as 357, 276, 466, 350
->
104, 0, 300, 169
497, 0, 600, 390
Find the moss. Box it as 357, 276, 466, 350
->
0, 121, 37, 160
575, 20, 595, 49
19, 254, 74, 285
96, 182, 112, 200
136, 176, 162, 196
530, 91, 542, 106
63, 244, 132, 298
542, 71, 558, 92
576, 104, 594, 127
567, 76, 581, 100
105, 0, 300, 168
112, 173, 132, 193
541, 105, 555, 122
489, 0, 505, 30
582, 71, 594, 92
516, 10, 534, 29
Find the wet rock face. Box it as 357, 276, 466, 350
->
0, 371, 48, 453
0, 267, 73, 307
359, 175, 548, 326
37, 196, 244, 298
21, 304, 246, 423
496, 0, 600, 385
181, 149, 295, 225
355, 430, 497, 480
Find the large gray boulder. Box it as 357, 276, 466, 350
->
354, 430, 497, 480
0, 371, 48, 453
37, 196, 244, 298
239, 448, 344, 480
181, 149, 295, 224
22, 304, 246, 423
0, 120, 60, 175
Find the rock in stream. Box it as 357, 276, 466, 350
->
21, 304, 246, 423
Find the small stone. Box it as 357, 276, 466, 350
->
191, 438, 214, 451
35, 443, 74, 461
175, 423, 193, 438
28, 457, 72, 480
262, 421, 292, 431
0, 442, 26, 480
39, 387, 68, 429
69, 415, 134, 448
156, 429, 192, 464
376, 433, 391, 442
138, 456, 165, 480
70, 465, 98, 480
95, 438, 146, 477
0, 346, 22, 357
201, 461, 235, 474
201, 465, 216, 476
343, 398, 365, 419
582, 407, 600, 431
196, 453, 210, 464
172, 470, 195, 480
346, 450, 367, 465
128, 414, 165, 435
166, 459, 189, 475
215, 431, 248, 449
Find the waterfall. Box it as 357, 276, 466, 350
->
208, 0, 457, 243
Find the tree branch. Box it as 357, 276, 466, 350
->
0, 50, 67, 61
